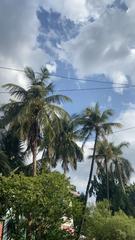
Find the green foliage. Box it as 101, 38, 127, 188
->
42, 116, 83, 174
0, 172, 73, 239
95, 140, 133, 187
124, 183, 135, 217
91, 169, 127, 213
0, 129, 25, 175
0, 150, 10, 175
0, 67, 71, 176
84, 201, 135, 240
71, 196, 84, 231
75, 103, 121, 239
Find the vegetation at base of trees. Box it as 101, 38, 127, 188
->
123, 184, 135, 217
1, 174, 135, 240
83, 201, 135, 240
0, 172, 75, 239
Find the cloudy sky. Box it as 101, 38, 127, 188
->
0, 0, 135, 194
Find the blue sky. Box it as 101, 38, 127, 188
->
0, 0, 135, 194
35, 2, 135, 116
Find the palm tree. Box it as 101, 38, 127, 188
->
47, 116, 83, 174
76, 103, 121, 239
1, 67, 71, 176
95, 139, 113, 202
95, 140, 133, 199
110, 142, 133, 192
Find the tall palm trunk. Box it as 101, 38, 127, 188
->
32, 141, 37, 176
116, 159, 125, 193
41, 148, 48, 173
77, 131, 98, 240
105, 155, 110, 202
31, 120, 39, 176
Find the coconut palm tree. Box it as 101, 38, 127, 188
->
76, 103, 121, 239
95, 140, 133, 199
110, 142, 133, 192
95, 139, 113, 202
48, 116, 83, 174
0, 67, 71, 176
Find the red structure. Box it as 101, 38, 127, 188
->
0, 222, 3, 240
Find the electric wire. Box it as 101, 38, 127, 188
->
0, 65, 132, 86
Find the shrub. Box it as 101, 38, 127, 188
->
84, 201, 135, 240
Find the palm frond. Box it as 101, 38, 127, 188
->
101, 109, 113, 121
118, 142, 129, 149
44, 104, 70, 119
102, 122, 122, 135
44, 82, 54, 94
45, 94, 72, 104
40, 67, 49, 81
25, 67, 36, 84
2, 83, 27, 100
120, 157, 134, 179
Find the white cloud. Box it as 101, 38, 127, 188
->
42, 0, 89, 22
42, 0, 114, 22
46, 62, 57, 73
86, 0, 114, 18
111, 71, 128, 93
59, 3, 135, 92
112, 108, 135, 144
0, 0, 51, 102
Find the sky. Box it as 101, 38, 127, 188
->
0, 0, 135, 195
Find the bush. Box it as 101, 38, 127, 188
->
0, 172, 73, 239
84, 201, 135, 240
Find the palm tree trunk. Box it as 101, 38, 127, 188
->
116, 160, 125, 193
32, 141, 37, 177
41, 149, 48, 173
105, 155, 110, 202
77, 131, 98, 240
64, 168, 67, 175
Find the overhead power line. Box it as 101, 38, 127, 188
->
0, 65, 132, 86
0, 66, 24, 73
0, 85, 135, 93
89, 126, 135, 141
55, 85, 135, 92
51, 74, 129, 86
0, 66, 135, 92
112, 126, 135, 134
